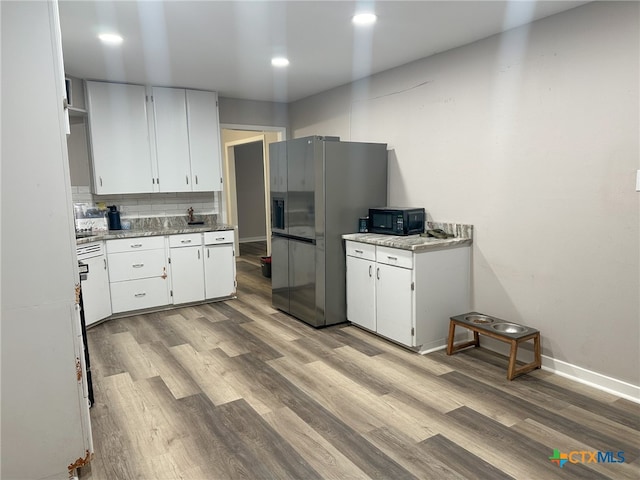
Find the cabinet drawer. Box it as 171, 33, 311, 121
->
107, 236, 165, 253
376, 246, 413, 269
108, 249, 167, 281
110, 277, 169, 313
204, 230, 234, 245
169, 233, 202, 248
346, 241, 376, 261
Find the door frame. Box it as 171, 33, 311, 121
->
221, 124, 286, 256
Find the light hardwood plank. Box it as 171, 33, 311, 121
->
262, 406, 371, 480
168, 343, 242, 406
110, 331, 159, 381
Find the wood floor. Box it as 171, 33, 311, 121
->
237, 240, 267, 267
82, 247, 639, 479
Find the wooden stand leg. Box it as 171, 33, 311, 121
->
508, 333, 542, 380
507, 339, 518, 380
447, 320, 480, 355
446, 321, 456, 355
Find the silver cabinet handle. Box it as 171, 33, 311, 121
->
207, 249, 210, 258
216, 237, 225, 241
103, 258, 107, 269
195, 175, 198, 184
132, 263, 144, 268
355, 249, 363, 254
387, 256, 397, 261
134, 292, 146, 297
130, 243, 143, 248
376, 267, 380, 280
186, 175, 189, 184
197, 250, 200, 259
369, 265, 372, 277
99, 176, 103, 187
180, 239, 192, 244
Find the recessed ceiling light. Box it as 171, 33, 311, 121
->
352, 13, 377, 26
98, 33, 123, 45
271, 57, 290, 67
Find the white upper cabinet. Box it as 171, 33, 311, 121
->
86, 81, 222, 194
152, 87, 191, 192
85, 81, 154, 194
186, 89, 222, 192
152, 87, 222, 192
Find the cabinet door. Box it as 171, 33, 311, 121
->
82, 255, 112, 326
170, 246, 205, 304
85, 81, 153, 194
186, 89, 222, 191
376, 263, 414, 346
346, 255, 376, 331
204, 244, 236, 299
153, 87, 192, 192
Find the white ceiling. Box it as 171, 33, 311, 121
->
59, 0, 589, 103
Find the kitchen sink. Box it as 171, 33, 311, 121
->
491, 323, 527, 334
464, 314, 494, 324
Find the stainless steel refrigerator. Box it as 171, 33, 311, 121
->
270, 136, 388, 327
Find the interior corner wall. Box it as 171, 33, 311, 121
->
289, 2, 640, 387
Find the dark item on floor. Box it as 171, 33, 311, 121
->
260, 256, 272, 278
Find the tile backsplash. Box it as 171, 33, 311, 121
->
71, 186, 221, 219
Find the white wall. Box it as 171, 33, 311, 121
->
290, 2, 639, 388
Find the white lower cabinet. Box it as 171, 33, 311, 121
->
93, 230, 235, 316
346, 243, 376, 331
106, 237, 169, 313
169, 234, 205, 305
77, 244, 112, 326
204, 230, 236, 299
346, 240, 470, 351
376, 261, 413, 346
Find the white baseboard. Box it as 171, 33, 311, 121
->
239, 236, 267, 243
541, 355, 640, 404
463, 337, 640, 403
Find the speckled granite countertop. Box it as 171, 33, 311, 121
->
76, 213, 235, 244
76, 223, 234, 245
342, 222, 473, 252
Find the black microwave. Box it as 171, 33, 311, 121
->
368, 207, 426, 236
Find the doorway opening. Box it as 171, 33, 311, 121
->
221, 124, 285, 264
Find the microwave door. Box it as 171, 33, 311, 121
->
372, 212, 392, 230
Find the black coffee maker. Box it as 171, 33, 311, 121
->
107, 205, 122, 230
